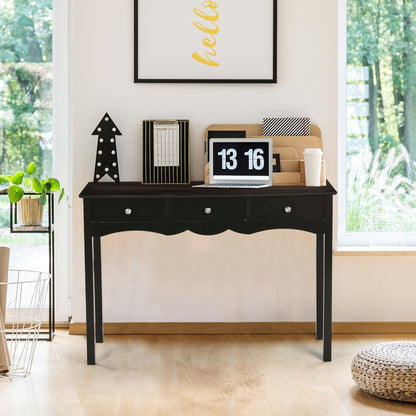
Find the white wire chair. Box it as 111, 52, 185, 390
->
0, 270, 50, 381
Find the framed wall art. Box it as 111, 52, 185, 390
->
134, 0, 277, 83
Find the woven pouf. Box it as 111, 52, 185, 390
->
351, 341, 416, 403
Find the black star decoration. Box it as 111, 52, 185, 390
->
92, 113, 122, 183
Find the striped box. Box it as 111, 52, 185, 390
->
142, 120, 190, 184
263, 117, 311, 136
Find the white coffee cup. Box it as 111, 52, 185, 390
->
303, 148, 323, 186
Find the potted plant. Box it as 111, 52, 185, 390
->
0, 162, 66, 226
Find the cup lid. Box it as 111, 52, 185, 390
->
303, 148, 323, 154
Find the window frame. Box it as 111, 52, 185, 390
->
53, 0, 71, 323
337, 0, 416, 247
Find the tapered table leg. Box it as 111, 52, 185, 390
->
94, 237, 103, 343
323, 197, 333, 362
316, 234, 324, 340
84, 238, 95, 364
83, 200, 95, 365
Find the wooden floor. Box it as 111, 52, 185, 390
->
1, 331, 416, 416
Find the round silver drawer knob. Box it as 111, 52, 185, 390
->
284, 206, 292, 214
204, 207, 212, 214
125, 208, 132, 215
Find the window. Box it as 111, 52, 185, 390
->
0, 0, 70, 322
0, 0, 53, 175
0, 0, 53, 260
339, 0, 416, 246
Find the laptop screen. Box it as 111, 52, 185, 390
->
210, 138, 273, 183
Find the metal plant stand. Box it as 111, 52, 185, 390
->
9, 193, 55, 341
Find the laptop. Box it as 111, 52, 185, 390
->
194, 138, 273, 188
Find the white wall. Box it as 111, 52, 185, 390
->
70, 0, 416, 324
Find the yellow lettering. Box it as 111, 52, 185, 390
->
202, 1, 217, 9
192, 1, 220, 67
193, 7, 219, 22
191, 51, 219, 67
193, 21, 219, 35
202, 35, 216, 48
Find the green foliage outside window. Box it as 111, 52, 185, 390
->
0, 0, 52, 177
347, 0, 416, 233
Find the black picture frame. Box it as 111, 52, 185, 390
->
134, 0, 277, 84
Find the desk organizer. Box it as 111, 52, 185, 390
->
204, 124, 326, 186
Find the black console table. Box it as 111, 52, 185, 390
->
80, 181, 337, 364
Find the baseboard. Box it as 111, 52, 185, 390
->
43, 323, 69, 329
333, 322, 416, 334
68, 321, 416, 335
4, 323, 69, 330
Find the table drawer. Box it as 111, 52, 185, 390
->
91, 198, 167, 222
170, 197, 245, 221
250, 196, 325, 220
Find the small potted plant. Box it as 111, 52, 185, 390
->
0, 162, 66, 226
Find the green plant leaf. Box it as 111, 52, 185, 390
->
26, 162, 37, 175
58, 187, 65, 203
32, 177, 42, 193
24, 177, 32, 188
11, 172, 24, 185
39, 192, 47, 206
48, 178, 60, 192
43, 181, 52, 192
0, 176, 9, 185
8, 186, 24, 203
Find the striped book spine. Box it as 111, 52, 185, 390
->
263, 117, 311, 136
